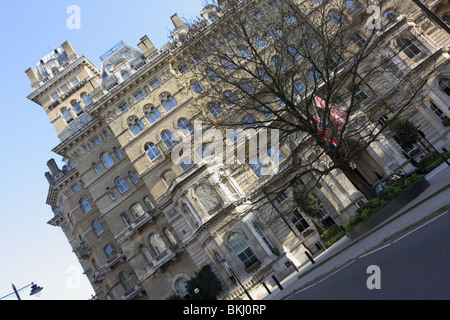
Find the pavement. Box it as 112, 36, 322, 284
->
262, 163, 450, 300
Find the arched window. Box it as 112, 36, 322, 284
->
208, 102, 223, 118
176, 278, 189, 298
80, 198, 91, 213
191, 80, 204, 94
145, 107, 162, 124
61, 108, 73, 123
228, 233, 259, 269
115, 177, 129, 194
71, 101, 83, 115
178, 118, 194, 134
129, 119, 145, 136
383, 10, 397, 20
104, 244, 116, 258
161, 95, 178, 112
224, 91, 238, 105
398, 38, 421, 59
253, 36, 267, 49
195, 185, 220, 212
271, 56, 286, 71
149, 233, 167, 255
92, 220, 104, 236
329, 11, 345, 25
101, 153, 115, 169
288, 46, 302, 60
81, 94, 92, 106
145, 143, 161, 160
119, 272, 135, 291
438, 78, 450, 96
161, 130, 177, 148
344, 0, 357, 13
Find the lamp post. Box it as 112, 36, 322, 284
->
216, 253, 253, 300
1, 282, 43, 300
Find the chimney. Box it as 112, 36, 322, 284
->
45, 172, 55, 185
25, 67, 39, 88
171, 13, 186, 29
137, 35, 158, 57
47, 159, 61, 177
61, 41, 77, 61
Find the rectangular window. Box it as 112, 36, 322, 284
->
91, 136, 102, 146
134, 91, 145, 101
352, 33, 366, 48
118, 103, 130, 112
290, 210, 310, 234
71, 184, 81, 193
275, 192, 288, 204
150, 80, 161, 90
50, 91, 60, 101
71, 77, 79, 86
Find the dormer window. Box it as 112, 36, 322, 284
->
105, 65, 112, 74
124, 52, 133, 61
121, 70, 131, 81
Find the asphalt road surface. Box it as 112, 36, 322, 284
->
288, 210, 450, 300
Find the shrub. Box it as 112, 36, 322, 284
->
320, 224, 341, 242
186, 264, 222, 300
293, 185, 324, 218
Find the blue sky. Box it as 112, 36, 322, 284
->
0, 0, 205, 300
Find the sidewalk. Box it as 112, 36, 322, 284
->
263, 165, 450, 300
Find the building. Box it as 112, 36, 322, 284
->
26, 0, 449, 300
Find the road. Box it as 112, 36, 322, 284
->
288, 210, 450, 300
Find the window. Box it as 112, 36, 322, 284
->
101, 153, 115, 169
165, 229, 177, 246
121, 70, 131, 81
354, 88, 368, 102
119, 272, 135, 292
150, 79, 161, 90
254, 11, 265, 19
268, 25, 283, 38
134, 91, 145, 101
329, 11, 345, 25
115, 177, 129, 194
438, 78, 450, 96
274, 192, 288, 204
178, 118, 194, 134
104, 244, 116, 258
121, 213, 131, 227
179, 158, 193, 172
243, 115, 257, 128
191, 80, 204, 94
228, 233, 259, 269
250, 158, 268, 178
294, 80, 306, 94
92, 220, 104, 236
71, 184, 81, 193
130, 203, 146, 219
161, 130, 177, 148
398, 38, 421, 59
124, 52, 133, 61
196, 144, 212, 159
195, 185, 220, 212
107, 187, 116, 200
149, 234, 167, 255
80, 198, 91, 213
345, 0, 358, 13
91, 136, 101, 146
144, 196, 154, 210
352, 33, 366, 48
113, 147, 123, 159
145, 107, 162, 124
284, 15, 297, 27
207, 70, 219, 83
161, 95, 178, 112
424, 99, 449, 123
271, 56, 285, 70
290, 210, 310, 234
208, 103, 223, 118
288, 46, 302, 60
70, 77, 79, 86
384, 10, 397, 20
176, 278, 189, 298
93, 163, 101, 175
237, 47, 252, 59
145, 143, 161, 160
129, 119, 145, 136
162, 170, 176, 187
253, 36, 267, 49
81, 94, 92, 106
51, 91, 60, 101
118, 103, 130, 113
129, 171, 139, 184
222, 58, 236, 72
224, 91, 238, 105
254, 225, 275, 252
61, 108, 73, 124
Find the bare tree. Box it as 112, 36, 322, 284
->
171, 0, 440, 213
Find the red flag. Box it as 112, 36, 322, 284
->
313, 95, 348, 130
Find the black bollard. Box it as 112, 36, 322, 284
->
262, 282, 271, 295
305, 251, 315, 264
272, 275, 284, 290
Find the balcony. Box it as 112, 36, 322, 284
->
130, 212, 153, 232
121, 285, 145, 300
105, 251, 125, 270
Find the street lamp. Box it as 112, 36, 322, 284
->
0, 283, 43, 300
215, 253, 253, 300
